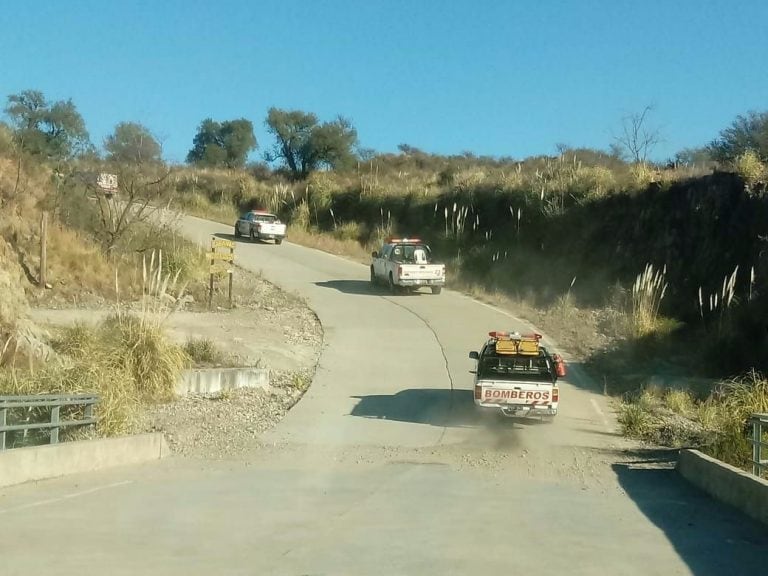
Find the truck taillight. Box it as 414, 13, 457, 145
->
474, 386, 482, 400
552, 387, 559, 403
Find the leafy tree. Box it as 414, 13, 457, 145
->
264, 108, 358, 178
104, 122, 162, 165
674, 147, 713, 167
0, 121, 13, 156
707, 111, 768, 163
186, 118, 257, 168
4, 89, 90, 159
356, 146, 376, 161
397, 143, 425, 155
264, 108, 317, 177
304, 116, 357, 171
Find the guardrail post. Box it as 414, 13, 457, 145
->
50, 405, 60, 444
0, 406, 6, 450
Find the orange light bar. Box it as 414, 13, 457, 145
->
387, 237, 422, 243
488, 331, 542, 341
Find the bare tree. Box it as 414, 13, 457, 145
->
614, 106, 662, 164
74, 163, 173, 254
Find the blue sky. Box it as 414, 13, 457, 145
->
1, 0, 765, 163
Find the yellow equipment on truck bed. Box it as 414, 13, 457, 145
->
490, 331, 541, 356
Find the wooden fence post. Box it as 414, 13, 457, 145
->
40, 211, 48, 288
208, 237, 215, 309
228, 244, 234, 308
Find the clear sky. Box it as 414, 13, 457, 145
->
1, 0, 766, 163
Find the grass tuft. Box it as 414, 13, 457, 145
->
664, 389, 695, 416
631, 263, 667, 337
619, 371, 768, 469
618, 402, 656, 437
183, 337, 227, 366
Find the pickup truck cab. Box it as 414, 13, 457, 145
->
234, 210, 286, 244
370, 238, 446, 294
469, 331, 566, 419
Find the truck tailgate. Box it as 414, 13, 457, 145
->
399, 264, 443, 280
258, 223, 285, 235
478, 380, 554, 405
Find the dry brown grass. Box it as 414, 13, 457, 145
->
173, 191, 239, 225
0, 354, 139, 437
0, 248, 192, 439
44, 225, 117, 294
620, 372, 768, 468
0, 310, 189, 437
286, 226, 372, 263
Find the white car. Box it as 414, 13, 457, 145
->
469, 331, 566, 419
234, 210, 286, 244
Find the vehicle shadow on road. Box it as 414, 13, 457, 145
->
611, 449, 768, 575
213, 232, 273, 245
350, 389, 482, 427
315, 280, 429, 296
350, 388, 544, 429
315, 280, 377, 295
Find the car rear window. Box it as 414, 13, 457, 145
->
391, 244, 431, 263
478, 352, 553, 382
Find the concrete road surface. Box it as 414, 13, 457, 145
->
1, 215, 766, 575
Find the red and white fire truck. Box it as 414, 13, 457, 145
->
469, 331, 566, 419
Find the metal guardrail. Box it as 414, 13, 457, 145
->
0, 394, 99, 451
750, 413, 768, 478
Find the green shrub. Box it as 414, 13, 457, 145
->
184, 337, 226, 366
664, 389, 694, 416
734, 150, 765, 185
619, 402, 656, 437
332, 221, 364, 242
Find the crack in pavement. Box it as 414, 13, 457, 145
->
381, 295, 456, 446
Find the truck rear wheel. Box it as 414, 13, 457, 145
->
388, 273, 397, 294
370, 267, 377, 286
275, 238, 283, 245
431, 286, 442, 295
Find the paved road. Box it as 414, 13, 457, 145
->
2, 216, 766, 575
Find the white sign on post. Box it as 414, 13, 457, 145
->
96, 173, 118, 191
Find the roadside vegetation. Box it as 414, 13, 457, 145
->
0, 249, 191, 445
1, 87, 768, 468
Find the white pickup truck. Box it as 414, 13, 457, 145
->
234, 210, 286, 244
370, 238, 446, 294
469, 331, 566, 419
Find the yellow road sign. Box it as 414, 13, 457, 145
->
206, 252, 235, 261
212, 238, 235, 249
210, 264, 233, 275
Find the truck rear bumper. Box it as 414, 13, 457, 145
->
475, 401, 558, 417
398, 278, 445, 287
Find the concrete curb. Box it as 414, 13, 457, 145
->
175, 367, 269, 395
677, 448, 768, 526
0, 433, 169, 488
